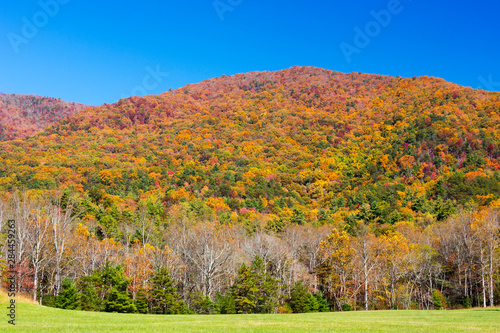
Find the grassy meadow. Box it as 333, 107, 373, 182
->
1, 291, 499, 332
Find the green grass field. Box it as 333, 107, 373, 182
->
1, 292, 499, 332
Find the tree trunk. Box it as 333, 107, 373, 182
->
33, 265, 38, 301
364, 278, 368, 311
489, 256, 494, 307
481, 265, 487, 308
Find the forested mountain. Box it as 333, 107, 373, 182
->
1, 66, 500, 227
0, 93, 90, 140
1, 67, 500, 312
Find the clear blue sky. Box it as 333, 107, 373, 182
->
1, 0, 499, 106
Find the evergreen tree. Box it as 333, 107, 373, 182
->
135, 287, 149, 314
230, 255, 281, 314
214, 292, 236, 314
230, 263, 257, 314
78, 279, 103, 311
171, 299, 188, 314
432, 289, 447, 310
188, 292, 219, 314
89, 261, 131, 302
42, 295, 57, 308
317, 209, 332, 225
105, 287, 137, 313
250, 255, 281, 313
55, 277, 80, 310
290, 281, 311, 313
291, 208, 306, 225
81, 261, 134, 313
314, 292, 330, 312
305, 292, 319, 312
149, 267, 185, 314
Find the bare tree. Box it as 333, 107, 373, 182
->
352, 225, 382, 311
282, 225, 331, 291
150, 244, 185, 283
10, 193, 31, 274
0, 196, 7, 233
244, 227, 275, 264
136, 205, 156, 246
452, 210, 477, 303
48, 191, 79, 296
475, 209, 500, 307
244, 227, 297, 295
25, 197, 51, 302
71, 225, 104, 276
175, 219, 239, 297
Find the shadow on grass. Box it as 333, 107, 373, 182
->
470, 309, 500, 312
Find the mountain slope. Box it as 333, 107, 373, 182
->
0, 93, 90, 140
1, 66, 500, 228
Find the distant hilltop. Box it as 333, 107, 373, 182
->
0, 92, 90, 140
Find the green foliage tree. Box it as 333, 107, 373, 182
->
314, 292, 330, 312
55, 278, 80, 310
291, 208, 306, 225
230, 255, 281, 314
135, 287, 149, 314
81, 261, 133, 313
148, 267, 186, 314
463, 296, 471, 309
230, 263, 257, 314
77, 279, 103, 312
90, 261, 131, 301
290, 281, 313, 313
432, 289, 446, 310
105, 287, 137, 313
214, 292, 236, 314
250, 255, 281, 313
188, 292, 219, 314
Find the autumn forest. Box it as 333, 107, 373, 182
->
1, 66, 500, 314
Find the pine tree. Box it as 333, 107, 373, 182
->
188, 292, 219, 314
305, 292, 319, 312
230, 263, 257, 314
149, 267, 184, 314
78, 279, 103, 312
290, 281, 311, 313
432, 289, 447, 310
135, 287, 149, 314
250, 255, 281, 313
55, 278, 80, 310
105, 287, 137, 313
230, 256, 281, 314
89, 261, 131, 302
314, 292, 330, 312
214, 292, 236, 314
83, 261, 136, 313
291, 208, 306, 225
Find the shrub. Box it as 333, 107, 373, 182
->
341, 303, 352, 311
277, 303, 293, 314
463, 296, 471, 309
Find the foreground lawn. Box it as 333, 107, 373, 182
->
1, 293, 499, 332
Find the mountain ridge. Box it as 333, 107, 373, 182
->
1, 66, 500, 230
0, 92, 91, 141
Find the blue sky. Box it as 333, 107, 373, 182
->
1, 0, 499, 106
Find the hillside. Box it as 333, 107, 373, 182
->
1, 66, 500, 228
0, 93, 90, 140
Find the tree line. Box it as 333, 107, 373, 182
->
1, 191, 499, 314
